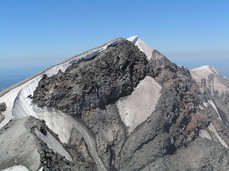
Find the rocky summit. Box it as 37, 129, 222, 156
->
0, 36, 229, 171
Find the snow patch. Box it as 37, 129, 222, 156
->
208, 100, 222, 121
128, 36, 154, 60
38, 167, 43, 171
116, 76, 161, 134
199, 129, 212, 140
1, 165, 29, 171
199, 105, 204, 110
203, 102, 209, 107
208, 123, 228, 148
199, 101, 209, 110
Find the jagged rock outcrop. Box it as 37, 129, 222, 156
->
0, 37, 229, 171
0, 102, 6, 123
33, 40, 148, 117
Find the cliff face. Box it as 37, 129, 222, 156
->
0, 37, 229, 171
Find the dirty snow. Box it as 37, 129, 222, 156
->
116, 76, 161, 134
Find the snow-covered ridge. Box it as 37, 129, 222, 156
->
0, 35, 157, 129
0, 38, 122, 129
128, 36, 154, 61
0, 38, 123, 97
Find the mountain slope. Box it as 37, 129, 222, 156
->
0, 36, 229, 170
191, 65, 229, 96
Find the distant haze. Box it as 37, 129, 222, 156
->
0, 0, 228, 79
165, 51, 229, 77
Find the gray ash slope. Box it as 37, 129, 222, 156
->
0, 37, 229, 171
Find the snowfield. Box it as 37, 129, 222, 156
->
117, 76, 161, 134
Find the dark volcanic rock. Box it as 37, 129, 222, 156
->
0, 102, 6, 112
33, 40, 148, 117
0, 102, 6, 123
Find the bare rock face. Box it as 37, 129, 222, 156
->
0, 102, 6, 112
0, 102, 6, 123
1, 38, 229, 171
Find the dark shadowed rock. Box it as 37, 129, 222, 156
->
33, 40, 148, 117
0, 102, 6, 112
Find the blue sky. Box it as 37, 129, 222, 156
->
0, 0, 229, 76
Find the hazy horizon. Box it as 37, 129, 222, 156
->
0, 0, 229, 89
